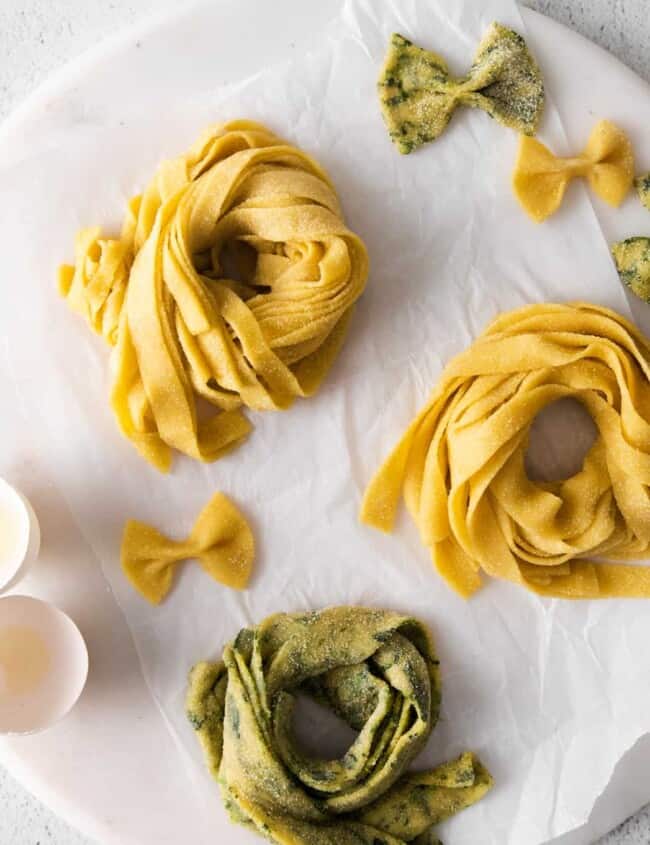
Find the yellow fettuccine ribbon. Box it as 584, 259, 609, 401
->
59, 120, 368, 471
187, 607, 492, 844
361, 302, 650, 600
513, 120, 634, 222
121, 492, 254, 605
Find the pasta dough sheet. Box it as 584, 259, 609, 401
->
1, 0, 650, 844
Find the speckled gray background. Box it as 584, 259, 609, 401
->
1, 1, 650, 843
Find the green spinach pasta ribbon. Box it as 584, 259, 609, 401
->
187, 607, 492, 844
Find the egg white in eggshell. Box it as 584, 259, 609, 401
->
0, 595, 88, 734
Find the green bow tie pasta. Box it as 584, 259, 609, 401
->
187, 607, 493, 844
378, 23, 544, 154
612, 237, 650, 303
636, 172, 650, 211
611, 174, 650, 303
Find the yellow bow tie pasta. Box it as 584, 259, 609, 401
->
59, 121, 369, 471
361, 302, 650, 600
513, 119, 634, 222
121, 492, 254, 605
378, 23, 544, 154
187, 607, 493, 845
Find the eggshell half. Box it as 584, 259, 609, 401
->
0, 478, 40, 594
0, 595, 88, 734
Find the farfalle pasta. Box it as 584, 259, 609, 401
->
636, 172, 650, 211
121, 492, 254, 605
59, 120, 368, 471
611, 174, 650, 303
187, 606, 492, 844
378, 23, 544, 154
612, 237, 650, 303
361, 303, 650, 600
513, 120, 634, 222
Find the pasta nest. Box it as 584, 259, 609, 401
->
186, 606, 492, 844
60, 120, 368, 471
362, 303, 650, 599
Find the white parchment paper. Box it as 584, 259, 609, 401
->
1, 1, 648, 843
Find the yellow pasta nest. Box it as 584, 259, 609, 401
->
59, 120, 369, 471
361, 303, 650, 599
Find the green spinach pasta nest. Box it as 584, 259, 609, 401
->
186, 606, 492, 844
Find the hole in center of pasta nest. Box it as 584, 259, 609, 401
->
290, 692, 358, 761
206, 240, 271, 294
525, 398, 598, 483
218, 240, 257, 283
